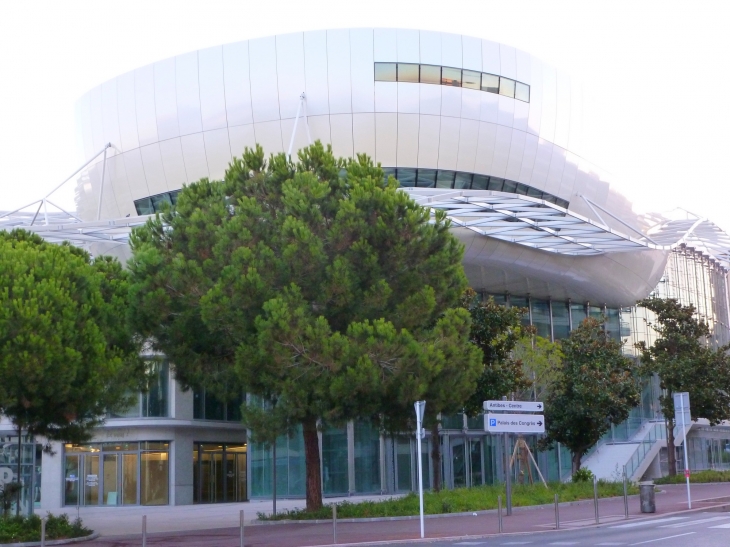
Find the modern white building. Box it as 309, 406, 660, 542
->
2, 28, 730, 514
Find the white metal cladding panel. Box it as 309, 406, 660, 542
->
204, 128, 233, 180
154, 58, 179, 141
307, 114, 332, 147
437, 116, 460, 170
373, 28, 396, 62
350, 28, 375, 113
106, 154, 134, 216
513, 98, 529, 133
481, 39, 500, 74
76, 93, 94, 159
479, 91, 499, 124
417, 114, 440, 169
527, 57, 543, 137
117, 71, 140, 152
122, 148, 151, 200
158, 137, 189, 189
374, 113, 397, 166
396, 113, 419, 167
303, 31, 330, 116
497, 95, 515, 127
499, 44, 517, 79
176, 51, 203, 136
227, 124, 257, 158
419, 84, 441, 116
544, 146, 566, 197
374, 82, 397, 113
223, 41, 253, 126
198, 46, 228, 131
456, 118, 479, 173
441, 32, 462, 67
519, 133, 540, 182
101, 80, 122, 150
139, 142, 169, 195
462, 35, 482, 71
329, 113, 354, 159
352, 113, 375, 159
419, 30, 441, 65
515, 49, 532, 84
179, 132, 209, 182
252, 120, 284, 155
89, 86, 105, 153
505, 130, 527, 181
134, 65, 158, 147
441, 87, 461, 119
280, 116, 309, 155
397, 28, 419, 62
327, 29, 352, 114
539, 64, 557, 144
474, 121, 497, 175
530, 138, 552, 189
568, 80, 583, 154
249, 37, 280, 123
554, 71, 571, 150
491, 125, 512, 177
560, 152, 580, 198
276, 33, 306, 120
397, 82, 419, 114
461, 88, 481, 121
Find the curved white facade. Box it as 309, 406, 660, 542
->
74, 28, 667, 306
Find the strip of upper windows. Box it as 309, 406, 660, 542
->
374, 62, 530, 102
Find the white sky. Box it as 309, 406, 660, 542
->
1, 0, 729, 232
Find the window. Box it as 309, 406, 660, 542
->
419, 64, 441, 84
416, 169, 436, 188
134, 190, 180, 215
454, 172, 473, 189
193, 387, 245, 422
397, 168, 417, 187
397, 63, 419, 83
515, 82, 530, 102
374, 62, 396, 82
471, 174, 489, 190
110, 360, 169, 418
499, 77, 516, 98
462, 69, 481, 90
436, 170, 455, 188
482, 73, 500, 93
441, 67, 462, 87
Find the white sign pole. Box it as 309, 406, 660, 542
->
414, 401, 426, 539
679, 394, 691, 509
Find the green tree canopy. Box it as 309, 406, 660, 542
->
127, 143, 478, 510
541, 317, 640, 474
636, 297, 730, 476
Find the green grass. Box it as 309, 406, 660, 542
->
258, 480, 638, 521
654, 469, 730, 485
0, 513, 91, 544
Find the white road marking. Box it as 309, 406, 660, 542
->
548, 543, 579, 545
610, 517, 689, 528
500, 543, 532, 545
596, 543, 626, 545
630, 532, 695, 545
660, 515, 730, 528
454, 543, 487, 546
709, 522, 730, 528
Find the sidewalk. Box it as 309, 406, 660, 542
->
73, 483, 730, 547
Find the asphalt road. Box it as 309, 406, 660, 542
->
405, 511, 730, 547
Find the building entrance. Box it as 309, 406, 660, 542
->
193, 443, 247, 503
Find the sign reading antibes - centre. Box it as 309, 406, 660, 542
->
483, 400, 546, 434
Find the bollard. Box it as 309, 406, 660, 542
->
142, 515, 147, 547
497, 495, 503, 533
623, 475, 629, 520
240, 509, 244, 547
333, 504, 337, 544
41, 517, 46, 547
593, 478, 599, 524
554, 493, 560, 530
639, 481, 656, 513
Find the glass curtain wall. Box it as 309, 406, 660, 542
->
249, 427, 305, 498
110, 360, 169, 418
0, 436, 42, 516
354, 421, 381, 493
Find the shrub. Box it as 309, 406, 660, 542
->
572, 468, 596, 483
0, 512, 91, 543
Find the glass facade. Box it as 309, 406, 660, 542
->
193, 443, 247, 503
64, 442, 169, 506
193, 388, 244, 422
0, 436, 42, 516
374, 62, 530, 103
110, 360, 169, 419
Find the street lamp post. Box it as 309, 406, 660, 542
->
414, 401, 426, 539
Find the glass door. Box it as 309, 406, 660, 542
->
103, 455, 118, 505
122, 453, 138, 505
64, 455, 80, 506
469, 438, 483, 486
83, 455, 99, 505
451, 437, 466, 488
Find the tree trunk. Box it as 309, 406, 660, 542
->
302, 415, 323, 512
666, 417, 677, 477
16, 425, 21, 517
571, 451, 582, 476
430, 422, 442, 492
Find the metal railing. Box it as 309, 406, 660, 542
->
624, 422, 666, 480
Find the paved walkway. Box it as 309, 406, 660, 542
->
67, 483, 730, 547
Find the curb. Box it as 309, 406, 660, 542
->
0, 532, 99, 547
